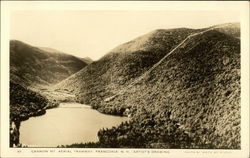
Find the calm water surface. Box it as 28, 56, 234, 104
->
19, 103, 128, 147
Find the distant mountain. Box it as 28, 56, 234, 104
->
81, 57, 93, 64
10, 40, 88, 88
37, 47, 64, 54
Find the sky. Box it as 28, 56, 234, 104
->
10, 10, 241, 60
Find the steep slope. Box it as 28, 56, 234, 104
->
98, 30, 240, 149
10, 40, 88, 88
55, 28, 196, 109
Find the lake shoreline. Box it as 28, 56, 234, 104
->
10, 101, 59, 147
16, 102, 128, 147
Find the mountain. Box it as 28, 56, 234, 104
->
93, 29, 240, 148
55, 28, 197, 106
10, 40, 88, 88
37, 47, 64, 54
81, 57, 93, 64
58, 23, 240, 149
55, 23, 240, 111
39, 47, 94, 64
56, 22, 240, 106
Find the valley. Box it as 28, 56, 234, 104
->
9, 23, 240, 149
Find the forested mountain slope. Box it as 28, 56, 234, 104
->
55, 28, 197, 108
55, 23, 240, 116
96, 29, 240, 149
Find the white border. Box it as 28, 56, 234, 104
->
1, 1, 249, 158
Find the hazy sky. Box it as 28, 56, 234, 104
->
10, 11, 240, 60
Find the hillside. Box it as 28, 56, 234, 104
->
10, 40, 88, 88
55, 28, 197, 108
93, 30, 240, 148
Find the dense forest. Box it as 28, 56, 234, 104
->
10, 82, 49, 121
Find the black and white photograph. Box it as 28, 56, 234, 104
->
1, 1, 249, 158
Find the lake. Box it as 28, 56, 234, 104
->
19, 103, 128, 147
